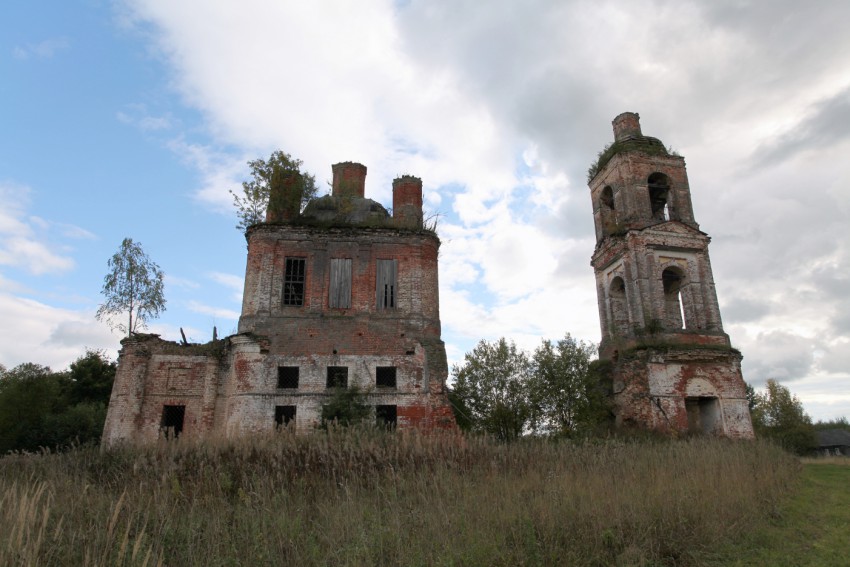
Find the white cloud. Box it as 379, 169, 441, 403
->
164, 274, 200, 289
166, 138, 247, 212
186, 300, 239, 321
122, 0, 850, 420
0, 183, 80, 275
116, 103, 173, 131
12, 37, 69, 60
209, 271, 243, 303
0, 293, 120, 371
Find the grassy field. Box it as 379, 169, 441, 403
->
0, 430, 809, 566
706, 458, 850, 566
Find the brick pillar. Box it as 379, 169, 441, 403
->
266, 170, 302, 222
332, 162, 367, 198
392, 175, 423, 228
612, 112, 642, 142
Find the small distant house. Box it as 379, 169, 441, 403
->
816, 429, 850, 456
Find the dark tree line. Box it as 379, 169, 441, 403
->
0, 351, 115, 454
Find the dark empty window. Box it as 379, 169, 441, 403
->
329, 258, 352, 308
277, 366, 299, 389
327, 366, 348, 388
662, 267, 687, 330
600, 185, 619, 235
283, 257, 306, 306
609, 277, 629, 336
376, 405, 397, 428
161, 405, 185, 440
376, 259, 397, 309
648, 173, 670, 221
686, 397, 720, 435
275, 405, 296, 428
376, 366, 397, 388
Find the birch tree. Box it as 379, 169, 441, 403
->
96, 238, 165, 336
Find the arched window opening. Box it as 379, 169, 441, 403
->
609, 276, 629, 336
600, 186, 617, 234
648, 173, 670, 221
662, 267, 687, 329
601, 186, 615, 209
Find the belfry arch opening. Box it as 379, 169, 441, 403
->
662, 266, 687, 330
608, 276, 629, 335
600, 186, 617, 234
648, 173, 670, 221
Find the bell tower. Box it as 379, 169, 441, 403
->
589, 112, 753, 438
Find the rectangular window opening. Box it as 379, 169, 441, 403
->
376, 405, 397, 428
160, 405, 185, 440
376, 366, 397, 388
326, 366, 349, 389
329, 258, 352, 309
376, 259, 397, 310
277, 366, 299, 389
283, 257, 306, 306
275, 405, 296, 429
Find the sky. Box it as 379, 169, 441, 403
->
1, 0, 849, 421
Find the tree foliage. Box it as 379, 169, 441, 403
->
0, 351, 116, 453
750, 379, 817, 455
813, 416, 850, 431
320, 385, 371, 428
528, 335, 603, 437
231, 150, 318, 231
96, 238, 166, 336
452, 338, 533, 441
452, 336, 603, 441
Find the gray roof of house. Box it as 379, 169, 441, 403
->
816, 429, 850, 447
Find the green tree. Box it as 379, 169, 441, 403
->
231, 150, 318, 231
446, 387, 474, 432
528, 334, 602, 437
452, 338, 532, 441
751, 379, 817, 455
745, 382, 758, 411
0, 351, 117, 453
0, 363, 67, 453
96, 237, 166, 336
813, 416, 850, 431
320, 385, 371, 428
66, 349, 116, 405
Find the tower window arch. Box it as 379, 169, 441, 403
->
661, 266, 687, 329
600, 186, 618, 234
648, 173, 670, 221
608, 276, 629, 336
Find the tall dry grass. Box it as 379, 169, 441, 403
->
0, 430, 799, 566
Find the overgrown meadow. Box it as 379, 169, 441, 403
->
0, 430, 798, 566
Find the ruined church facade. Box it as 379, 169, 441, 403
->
589, 113, 754, 438
102, 163, 456, 445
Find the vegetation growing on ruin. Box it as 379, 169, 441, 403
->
231, 151, 319, 232
586, 136, 671, 183
0, 431, 803, 566
96, 238, 166, 336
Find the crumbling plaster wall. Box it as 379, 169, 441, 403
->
611, 348, 753, 439
103, 329, 455, 446
593, 226, 727, 355
589, 151, 698, 242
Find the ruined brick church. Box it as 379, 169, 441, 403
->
589, 113, 753, 438
103, 113, 754, 444
102, 163, 456, 445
